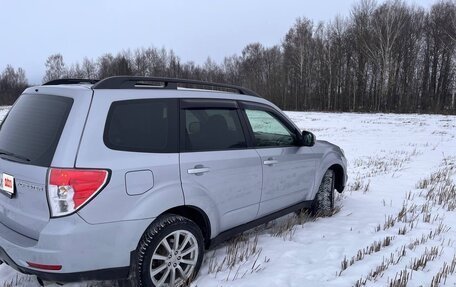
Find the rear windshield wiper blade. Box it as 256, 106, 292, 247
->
0, 149, 31, 162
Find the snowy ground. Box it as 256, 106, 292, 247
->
1, 111, 456, 287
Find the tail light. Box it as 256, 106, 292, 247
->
47, 168, 109, 217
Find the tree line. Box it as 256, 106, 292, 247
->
1, 0, 455, 113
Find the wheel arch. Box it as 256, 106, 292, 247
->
162, 205, 212, 248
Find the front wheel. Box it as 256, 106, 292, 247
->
311, 169, 335, 217
132, 214, 204, 287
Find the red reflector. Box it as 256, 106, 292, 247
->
27, 261, 62, 271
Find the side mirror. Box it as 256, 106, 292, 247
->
301, 131, 316, 147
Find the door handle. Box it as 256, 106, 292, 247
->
188, 166, 210, 175
263, 159, 278, 166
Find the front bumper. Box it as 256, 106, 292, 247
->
0, 215, 153, 282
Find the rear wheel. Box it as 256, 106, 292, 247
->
311, 169, 335, 217
132, 214, 204, 287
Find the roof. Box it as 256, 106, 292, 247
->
40, 76, 260, 98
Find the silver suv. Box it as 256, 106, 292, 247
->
0, 77, 347, 287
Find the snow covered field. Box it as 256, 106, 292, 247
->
1, 110, 456, 287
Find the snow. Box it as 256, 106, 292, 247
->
1, 111, 456, 287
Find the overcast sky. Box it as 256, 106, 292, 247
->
0, 0, 436, 84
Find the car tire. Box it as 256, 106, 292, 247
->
131, 214, 205, 287
311, 169, 335, 217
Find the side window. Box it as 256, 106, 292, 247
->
245, 109, 296, 147
183, 108, 247, 152
104, 99, 178, 153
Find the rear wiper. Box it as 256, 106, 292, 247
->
0, 149, 31, 163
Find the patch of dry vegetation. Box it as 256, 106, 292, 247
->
344, 157, 456, 286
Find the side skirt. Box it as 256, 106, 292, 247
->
209, 200, 313, 248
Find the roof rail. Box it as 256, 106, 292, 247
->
92, 76, 259, 97
43, 79, 99, 86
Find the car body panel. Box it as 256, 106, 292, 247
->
256, 146, 318, 216
180, 149, 262, 234
309, 140, 348, 199
0, 214, 151, 273
0, 159, 49, 240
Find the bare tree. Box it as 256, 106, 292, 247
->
43, 54, 66, 83
0, 65, 28, 104
283, 18, 315, 110
81, 58, 97, 79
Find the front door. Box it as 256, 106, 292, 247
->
241, 105, 317, 217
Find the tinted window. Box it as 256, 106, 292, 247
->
0, 94, 73, 167
183, 108, 246, 152
245, 109, 296, 147
105, 99, 178, 153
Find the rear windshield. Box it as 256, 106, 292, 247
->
0, 94, 73, 167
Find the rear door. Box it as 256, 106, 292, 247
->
0, 93, 80, 239
179, 99, 262, 231
240, 102, 317, 217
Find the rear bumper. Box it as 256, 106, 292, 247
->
0, 215, 153, 282
0, 246, 129, 282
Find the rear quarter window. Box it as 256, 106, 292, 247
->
0, 94, 73, 167
104, 99, 178, 153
